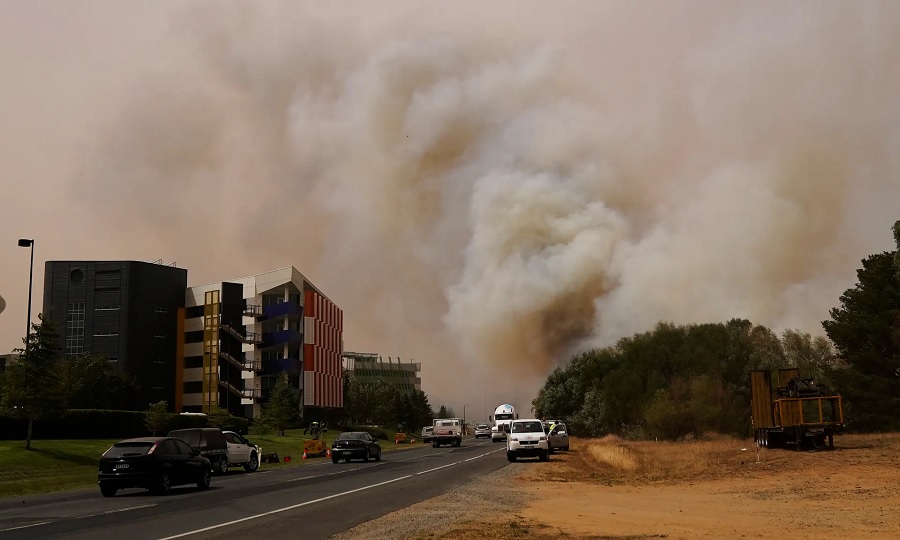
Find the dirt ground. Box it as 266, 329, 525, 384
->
336, 433, 900, 540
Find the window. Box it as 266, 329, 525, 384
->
65, 302, 85, 357
154, 307, 168, 313
152, 385, 164, 391
186, 305, 204, 318
93, 331, 119, 337
94, 286, 120, 291
185, 331, 203, 344
95, 305, 120, 311
174, 439, 193, 455
107, 357, 118, 363
153, 358, 165, 364
154, 333, 166, 339
184, 356, 203, 368
183, 381, 203, 393
164, 439, 180, 456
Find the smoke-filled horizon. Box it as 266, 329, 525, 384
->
3, 0, 899, 412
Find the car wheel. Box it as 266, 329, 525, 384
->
197, 467, 211, 490
432, 442, 438, 448
375, 449, 382, 462
99, 483, 117, 498
363, 450, 370, 462
563, 446, 570, 452
154, 471, 172, 495
506, 451, 517, 462
539, 450, 549, 462
332, 456, 339, 464
218, 458, 229, 474
244, 453, 259, 472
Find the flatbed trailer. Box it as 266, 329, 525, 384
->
750, 368, 844, 450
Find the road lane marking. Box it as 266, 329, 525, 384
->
157, 475, 414, 539
74, 503, 158, 519
0, 521, 52, 532
415, 462, 460, 475
286, 466, 371, 482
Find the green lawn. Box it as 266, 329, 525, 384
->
0, 430, 426, 499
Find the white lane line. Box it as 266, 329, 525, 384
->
286, 466, 371, 482
74, 503, 158, 519
156, 475, 413, 540
415, 462, 460, 475
0, 521, 52, 532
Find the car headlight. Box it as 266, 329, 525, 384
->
510, 437, 518, 442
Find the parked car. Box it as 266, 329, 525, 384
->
223, 430, 261, 472
168, 428, 228, 474
421, 426, 434, 443
98, 437, 212, 497
331, 432, 382, 463
506, 419, 550, 462
548, 423, 570, 452
474, 424, 491, 439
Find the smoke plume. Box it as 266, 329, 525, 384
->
71, 1, 900, 410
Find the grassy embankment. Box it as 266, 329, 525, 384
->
0, 429, 424, 499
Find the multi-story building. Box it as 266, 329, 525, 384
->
179, 267, 343, 419
342, 352, 422, 394
0, 353, 19, 373
42, 260, 187, 409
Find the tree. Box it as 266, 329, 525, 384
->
437, 405, 448, 418
60, 353, 140, 410
0, 314, 65, 449
263, 373, 299, 436
144, 400, 170, 435
823, 248, 900, 431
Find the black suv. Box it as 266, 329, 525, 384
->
98, 437, 212, 497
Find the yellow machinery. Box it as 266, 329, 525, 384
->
394, 432, 408, 444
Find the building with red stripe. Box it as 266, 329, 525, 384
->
179, 267, 342, 419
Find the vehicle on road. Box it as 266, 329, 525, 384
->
432, 418, 462, 447
548, 422, 570, 452
331, 432, 382, 463
168, 427, 229, 474
506, 419, 550, 462
223, 430, 262, 472
474, 424, 491, 439
421, 426, 434, 443
490, 404, 518, 442
98, 437, 212, 497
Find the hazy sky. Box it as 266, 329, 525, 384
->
1, 1, 898, 415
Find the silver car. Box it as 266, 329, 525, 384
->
548, 423, 570, 451
474, 424, 491, 439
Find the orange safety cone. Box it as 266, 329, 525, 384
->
302, 451, 307, 460
326, 448, 332, 458
395, 438, 399, 444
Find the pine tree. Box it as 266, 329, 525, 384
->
0, 314, 66, 449
264, 373, 299, 436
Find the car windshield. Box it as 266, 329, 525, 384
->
336, 432, 365, 440
104, 442, 154, 458
495, 413, 514, 420
477, 425, 488, 429
511, 421, 543, 433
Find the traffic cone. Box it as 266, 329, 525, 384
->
326, 448, 332, 458
302, 451, 307, 460
395, 438, 399, 444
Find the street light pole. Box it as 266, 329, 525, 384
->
463, 402, 472, 433
17, 239, 35, 351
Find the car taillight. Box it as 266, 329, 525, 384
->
147, 443, 160, 455
101, 446, 115, 458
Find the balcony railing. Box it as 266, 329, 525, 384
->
219, 351, 262, 372
243, 304, 264, 317
219, 324, 263, 345
217, 380, 263, 400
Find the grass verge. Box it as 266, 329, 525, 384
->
0, 430, 426, 499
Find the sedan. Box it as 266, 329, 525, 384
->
331, 431, 382, 463
98, 437, 212, 497
474, 424, 491, 439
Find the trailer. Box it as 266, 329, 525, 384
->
751, 368, 844, 450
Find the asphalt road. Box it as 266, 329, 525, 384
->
0, 438, 507, 540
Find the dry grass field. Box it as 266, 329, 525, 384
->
399, 433, 900, 540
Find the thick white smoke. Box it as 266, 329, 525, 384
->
71, 1, 900, 409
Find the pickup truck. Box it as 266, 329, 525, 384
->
432, 418, 462, 447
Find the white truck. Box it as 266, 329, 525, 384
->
432, 418, 463, 447
490, 403, 519, 443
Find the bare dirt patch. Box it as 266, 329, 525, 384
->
334, 433, 900, 539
